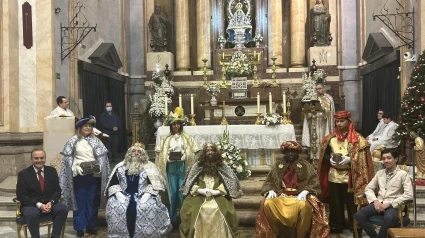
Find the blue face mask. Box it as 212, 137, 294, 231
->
106, 107, 112, 112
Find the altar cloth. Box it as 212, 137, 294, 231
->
156, 124, 296, 149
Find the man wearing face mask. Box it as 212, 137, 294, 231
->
101, 102, 121, 162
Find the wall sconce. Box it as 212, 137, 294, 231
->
55, 8, 61, 14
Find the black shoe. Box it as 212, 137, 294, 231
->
76, 230, 84, 237
86, 227, 97, 235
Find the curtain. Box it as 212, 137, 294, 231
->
109, 79, 127, 151
362, 61, 400, 137
80, 70, 127, 152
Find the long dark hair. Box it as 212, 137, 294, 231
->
198, 143, 223, 176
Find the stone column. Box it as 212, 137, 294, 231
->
268, 0, 283, 67
255, 0, 262, 34
196, 0, 211, 69
175, 0, 190, 71
217, 0, 225, 37
290, 0, 306, 67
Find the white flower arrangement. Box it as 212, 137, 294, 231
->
261, 113, 282, 126
149, 72, 174, 117
216, 129, 251, 178
206, 83, 220, 97
218, 35, 226, 44
253, 33, 263, 42
226, 51, 253, 77
302, 69, 326, 101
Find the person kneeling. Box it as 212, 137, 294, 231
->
179, 143, 243, 238
256, 141, 329, 238
105, 143, 172, 238
354, 149, 413, 238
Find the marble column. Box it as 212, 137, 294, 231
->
175, 0, 190, 71
268, 0, 283, 67
255, 0, 262, 34
217, 0, 225, 37
196, 0, 211, 69
290, 0, 306, 67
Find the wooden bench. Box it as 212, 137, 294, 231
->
388, 228, 425, 238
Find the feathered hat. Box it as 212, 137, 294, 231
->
75, 115, 96, 129
165, 107, 188, 126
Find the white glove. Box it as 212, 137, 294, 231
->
208, 189, 221, 196
330, 156, 337, 166
140, 193, 151, 203
266, 190, 277, 199
115, 192, 126, 203
197, 188, 208, 196
296, 190, 309, 201
181, 152, 186, 161
340, 156, 351, 165
72, 164, 84, 177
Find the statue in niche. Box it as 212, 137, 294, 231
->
149, 4, 168, 52
226, 0, 252, 48
311, 0, 332, 46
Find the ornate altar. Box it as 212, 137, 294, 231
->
231, 77, 248, 99
226, 0, 253, 48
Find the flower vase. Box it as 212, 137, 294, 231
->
210, 96, 218, 106
153, 118, 163, 129
220, 43, 224, 49
256, 41, 260, 48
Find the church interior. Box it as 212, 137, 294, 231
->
1, 0, 425, 237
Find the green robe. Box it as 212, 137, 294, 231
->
179, 175, 240, 238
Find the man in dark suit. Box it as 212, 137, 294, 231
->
16, 149, 68, 238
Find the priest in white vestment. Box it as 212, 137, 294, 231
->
302, 83, 335, 158
50, 96, 75, 117
366, 109, 385, 141
368, 113, 399, 151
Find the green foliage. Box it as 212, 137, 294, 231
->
394, 50, 425, 145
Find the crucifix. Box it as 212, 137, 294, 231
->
220, 101, 228, 125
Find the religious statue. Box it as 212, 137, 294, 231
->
410, 131, 425, 179
226, 0, 252, 48
311, 0, 332, 46
149, 4, 167, 52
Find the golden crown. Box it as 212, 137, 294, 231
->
133, 142, 146, 149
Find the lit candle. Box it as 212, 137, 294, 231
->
164, 96, 168, 116
179, 94, 182, 108
254, 51, 256, 57
156, 64, 159, 72
222, 52, 224, 59
257, 92, 260, 113
190, 94, 194, 115
269, 92, 272, 114
283, 91, 287, 113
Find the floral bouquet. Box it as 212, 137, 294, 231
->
216, 129, 251, 178
149, 71, 174, 118
253, 33, 263, 42
261, 113, 282, 126
302, 69, 326, 101
218, 35, 227, 44
226, 51, 253, 77
206, 83, 220, 97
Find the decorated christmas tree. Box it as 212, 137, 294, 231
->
394, 50, 425, 144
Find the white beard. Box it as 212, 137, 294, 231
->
126, 159, 144, 176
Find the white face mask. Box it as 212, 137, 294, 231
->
106, 107, 112, 112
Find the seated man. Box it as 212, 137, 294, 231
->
354, 149, 413, 238
368, 112, 398, 151
16, 149, 69, 238
366, 109, 385, 141
105, 143, 172, 238
256, 141, 329, 238
179, 143, 243, 238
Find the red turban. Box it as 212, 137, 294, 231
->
280, 141, 303, 153
333, 110, 358, 144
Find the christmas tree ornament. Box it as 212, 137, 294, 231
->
421, 97, 425, 103
416, 65, 420, 70
416, 89, 420, 93
404, 104, 409, 109
404, 91, 409, 96
419, 114, 423, 119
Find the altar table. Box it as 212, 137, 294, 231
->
155, 124, 296, 166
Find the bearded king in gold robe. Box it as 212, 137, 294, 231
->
256, 141, 329, 238
318, 110, 374, 234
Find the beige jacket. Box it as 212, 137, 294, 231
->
365, 167, 413, 208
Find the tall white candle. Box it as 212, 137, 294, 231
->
269, 92, 272, 114
283, 91, 287, 113
164, 96, 168, 116
190, 94, 194, 115
257, 92, 260, 113
179, 94, 182, 108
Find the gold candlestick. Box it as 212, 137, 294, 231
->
282, 96, 292, 124
189, 114, 196, 126
252, 65, 259, 87
255, 113, 262, 125
220, 101, 228, 125
202, 58, 208, 88
220, 63, 227, 88
162, 115, 169, 126
271, 57, 278, 87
